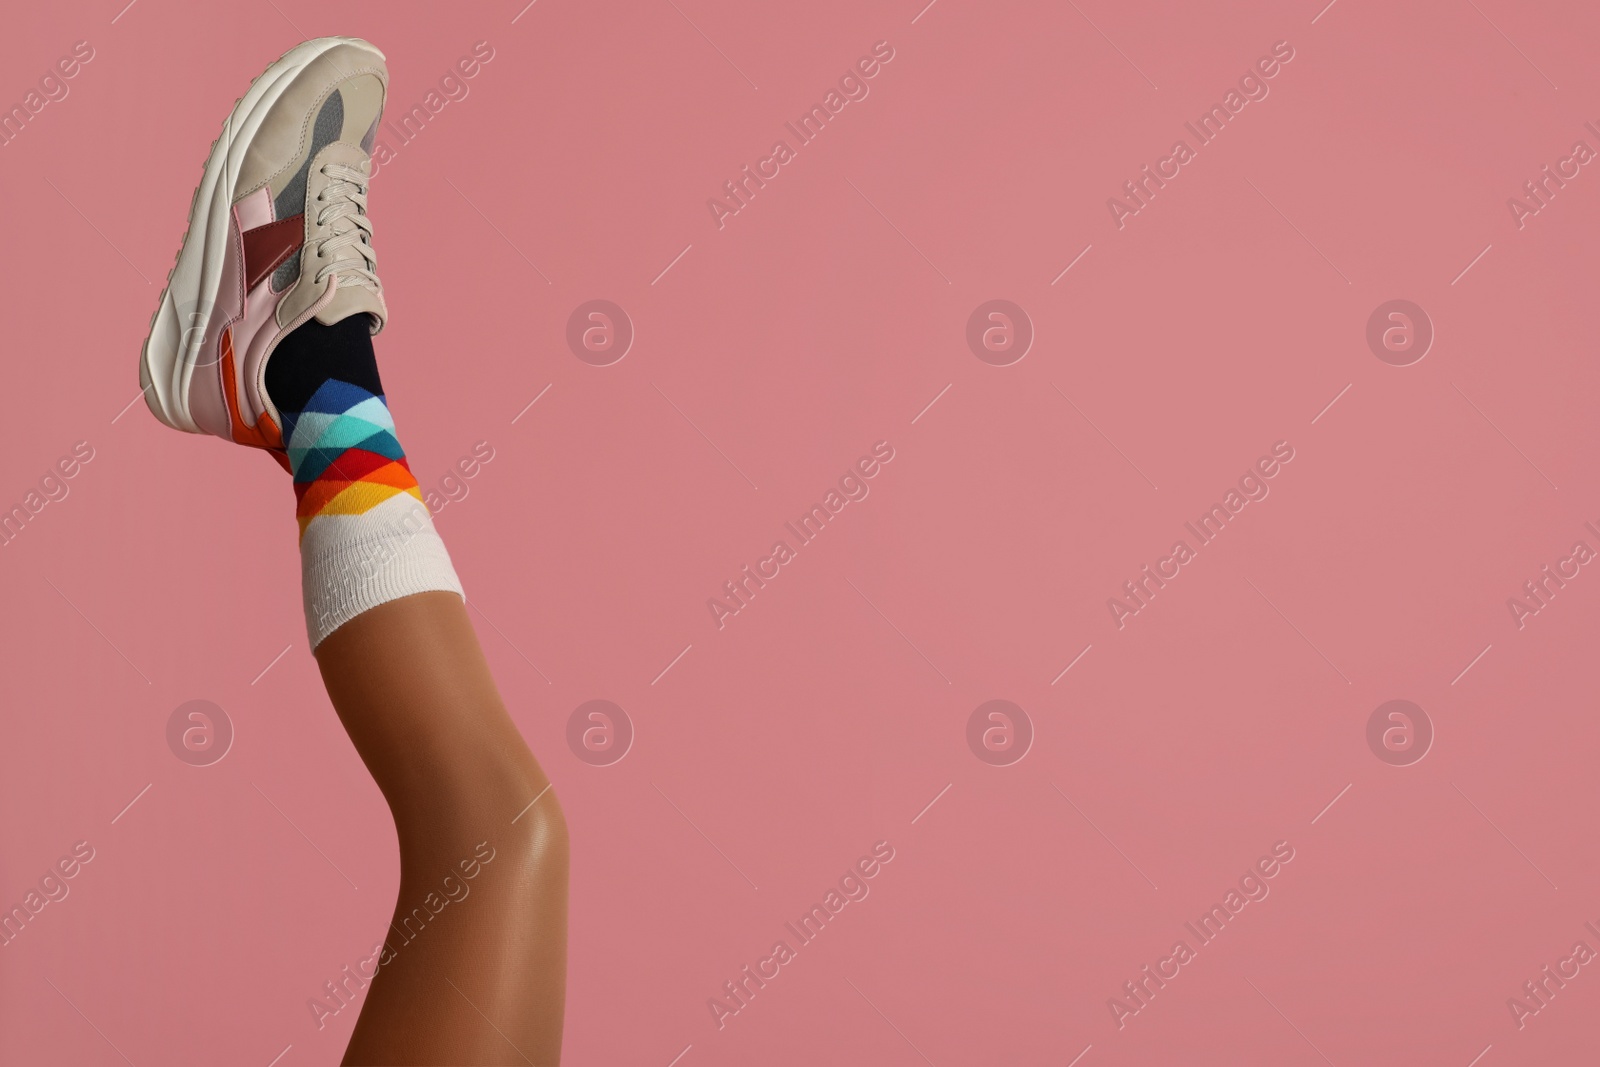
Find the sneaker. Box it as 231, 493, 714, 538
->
139, 36, 390, 454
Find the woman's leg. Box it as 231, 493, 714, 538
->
318, 592, 567, 1065
136, 38, 568, 1062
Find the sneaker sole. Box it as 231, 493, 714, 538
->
139, 35, 384, 434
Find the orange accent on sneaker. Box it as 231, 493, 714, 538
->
219, 327, 285, 451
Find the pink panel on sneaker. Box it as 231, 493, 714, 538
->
186, 188, 278, 437
234, 185, 273, 230
184, 358, 229, 439
229, 168, 294, 426
233, 272, 282, 428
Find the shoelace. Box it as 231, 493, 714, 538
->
311, 161, 380, 292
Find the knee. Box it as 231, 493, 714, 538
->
499, 776, 569, 882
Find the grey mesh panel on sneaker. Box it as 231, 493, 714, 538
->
268, 90, 339, 290
235, 43, 386, 209
262, 71, 387, 292
271, 90, 344, 291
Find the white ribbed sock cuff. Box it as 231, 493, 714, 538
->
300, 494, 463, 649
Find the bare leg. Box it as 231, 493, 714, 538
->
128, 31, 565, 1064
316, 591, 567, 1065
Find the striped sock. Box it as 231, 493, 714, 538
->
269, 319, 462, 648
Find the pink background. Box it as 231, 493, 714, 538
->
3, 0, 1600, 1063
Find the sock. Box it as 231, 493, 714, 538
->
265, 315, 463, 649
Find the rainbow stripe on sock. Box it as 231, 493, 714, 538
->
283, 378, 422, 539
